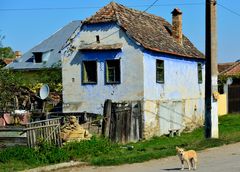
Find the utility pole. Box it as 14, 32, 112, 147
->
205, 0, 219, 138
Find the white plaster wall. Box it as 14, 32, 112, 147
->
143, 51, 205, 137
62, 23, 144, 114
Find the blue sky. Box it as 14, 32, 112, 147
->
0, 0, 240, 63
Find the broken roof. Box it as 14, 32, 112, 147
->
5, 20, 82, 70
84, 2, 204, 59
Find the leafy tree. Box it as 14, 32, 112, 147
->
0, 34, 15, 59
0, 47, 15, 59
0, 69, 22, 111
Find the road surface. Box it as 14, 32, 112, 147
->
58, 142, 240, 172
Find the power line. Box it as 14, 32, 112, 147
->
0, 2, 203, 12
217, 3, 240, 18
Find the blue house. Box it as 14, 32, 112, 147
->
62, 2, 205, 139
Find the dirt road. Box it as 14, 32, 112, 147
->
58, 142, 240, 172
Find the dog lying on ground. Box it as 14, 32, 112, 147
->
176, 146, 198, 170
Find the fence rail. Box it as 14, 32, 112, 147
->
25, 118, 62, 148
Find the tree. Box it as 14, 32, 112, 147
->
0, 34, 15, 59
0, 47, 15, 59
0, 69, 22, 111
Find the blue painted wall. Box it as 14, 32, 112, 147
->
62, 22, 205, 138
62, 23, 144, 114
143, 50, 205, 137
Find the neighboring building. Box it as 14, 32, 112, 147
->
5, 20, 81, 70
62, 2, 205, 139
218, 62, 240, 113
0, 58, 14, 67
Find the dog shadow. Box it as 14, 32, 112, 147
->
162, 168, 183, 171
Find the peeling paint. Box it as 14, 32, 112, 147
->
62, 22, 205, 138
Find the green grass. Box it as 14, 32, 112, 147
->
1, 114, 240, 171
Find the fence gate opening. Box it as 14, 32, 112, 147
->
25, 118, 62, 148
102, 100, 143, 143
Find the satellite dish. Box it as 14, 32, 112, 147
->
39, 84, 50, 100
226, 78, 233, 85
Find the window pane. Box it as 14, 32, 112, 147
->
106, 60, 120, 83
198, 63, 202, 83
156, 60, 164, 83
82, 61, 97, 84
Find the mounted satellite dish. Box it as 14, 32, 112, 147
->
39, 84, 50, 100
226, 78, 233, 85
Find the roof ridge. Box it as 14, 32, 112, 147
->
83, 2, 204, 59
220, 62, 240, 75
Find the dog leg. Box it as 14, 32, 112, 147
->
193, 158, 197, 170
181, 160, 184, 170
190, 159, 194, 170
186, 160, 191, 171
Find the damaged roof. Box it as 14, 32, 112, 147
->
84, 2, 204, 59
5, 20, 81, 70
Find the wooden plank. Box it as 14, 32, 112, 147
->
24, 124, 59, 131
26, 118, 61, 125
137, 101, 143, 139
109, 104, 116, 142
0, 131, 26, 137
102, 99, 112, 137
0, 137, 27, 147
0, 127, 25, 131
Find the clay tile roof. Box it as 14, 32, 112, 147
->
220, 62, 240, 76
218, 62, 235, 74
3, 58, 14, 65
84, 2, 204, 59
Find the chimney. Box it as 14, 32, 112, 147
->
15, 51, 22, 58
171, 8, 182, 45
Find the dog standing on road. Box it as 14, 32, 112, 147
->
176, 146, 198, 170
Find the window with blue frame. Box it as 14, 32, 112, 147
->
156, 59, 164, 83
198, 63, 203, 83
106, 59, 120, 84
82, 61, 97, 84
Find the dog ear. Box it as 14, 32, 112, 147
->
176, 146, 179, 150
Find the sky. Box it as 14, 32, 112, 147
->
0, 0, 240, 63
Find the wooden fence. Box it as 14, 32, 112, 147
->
25, 118, 62, 148
102, 99, 143, 143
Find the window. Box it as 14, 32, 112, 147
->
33, 51, 51, 63
198, 63, 203, 83
82, 61, 97, 84
106, 59, 120, 84
156, 59, 164, 83
33, 52, 42, 63
96, 35, 100, 43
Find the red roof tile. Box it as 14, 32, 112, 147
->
218, 62, 235, 74
220, 62, 240, 76
84, 2, 204, 59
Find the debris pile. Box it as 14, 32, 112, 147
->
60, 116, 92, 143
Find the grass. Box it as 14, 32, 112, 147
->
1, 114, 240, 171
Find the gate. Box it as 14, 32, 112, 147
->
25, 118, 62, 147
228, 85, 240, 113
102, 100, 142, 143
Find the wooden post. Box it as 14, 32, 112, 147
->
102, 99, 112, 138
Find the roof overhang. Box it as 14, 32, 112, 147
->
79, 43, 123, 51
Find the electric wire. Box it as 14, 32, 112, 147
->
0, 2, 203, 12
217, 2, 240, 18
